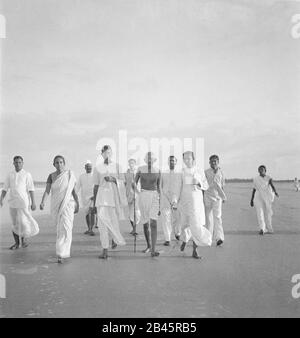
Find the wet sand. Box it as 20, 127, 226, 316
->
0, 183, 299, 318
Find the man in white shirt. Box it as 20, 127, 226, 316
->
77, 160, 97, 236
160, 156, 182, 246
204, 154, 226, 247
0, 156, 39, 249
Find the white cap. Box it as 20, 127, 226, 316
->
85, 160, 92, 165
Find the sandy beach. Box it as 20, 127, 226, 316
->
0, 182, 299, 318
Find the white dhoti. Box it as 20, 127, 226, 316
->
139, 190, 160, 224
97, 206, 126, 249
160, 195, 181, 241
180, 206, 212, 246
204, 197, 224, 242
4, 169, 39, 239
10, 207, 39, 238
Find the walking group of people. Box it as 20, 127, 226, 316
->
0, 146, 279, 263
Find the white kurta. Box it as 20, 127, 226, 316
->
50, 170, 76, 258
93, 162, 126, 249
160, 171, 182, 241
77, 172, 94, 214
253, 175, 274, 232
204, 168, 226, 242
3, 169, 39, 238
179, 167, 212, 246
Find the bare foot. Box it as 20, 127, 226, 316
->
99, 249, 108, 259
192, 250, 201, 259
9, 243, 19, 250
22, 241, 29, 248
151, 251, 160, 257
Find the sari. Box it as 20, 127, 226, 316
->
50, 170, 76, 258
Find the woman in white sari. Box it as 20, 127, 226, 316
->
40, 155, 79, 263
250, 165, 279, 235
178, 151, 212, 259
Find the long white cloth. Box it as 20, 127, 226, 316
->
50, 170, 76, 258
10, 207, 39, 238
93, 161, 127, 248
97, 206, 126, 249
139, 190, 160, 224
253, 175, 274, 232
179, 167, 212, 246
253, 175, 274, 204
3, 169, 39, 238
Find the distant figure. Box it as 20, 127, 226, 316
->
77, 160, 97, 236
0, 156, 39, 250
124, 158, 140, 235
160, 155, 182, 246
135, 152, 161, 257
250, 165, 279, 235
294, 177, 299, 192
93, 145, 127, 259
178, 151, 212, 259
40, 155, 79, 263
204, 155, 227, 247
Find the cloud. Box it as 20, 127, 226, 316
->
1, 0, 299, 180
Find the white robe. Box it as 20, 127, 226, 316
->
179, 166, 212, 246
93, 162, 126, 249
50, 170, 76, 258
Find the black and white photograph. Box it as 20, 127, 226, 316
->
0, 0, 300, 322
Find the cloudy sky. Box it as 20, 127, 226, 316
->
0, 0, 299, 180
